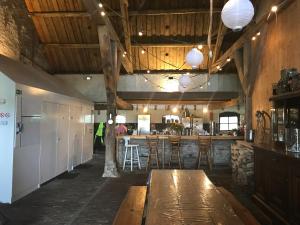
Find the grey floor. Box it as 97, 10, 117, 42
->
0, 153, 267, 225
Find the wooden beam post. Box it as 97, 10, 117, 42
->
98, 25, 119, 177
233, 48, 246, 94
120, 0, 133, 68
211, 16, 227, 65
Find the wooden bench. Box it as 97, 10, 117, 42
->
217, 187, 260, 225
113, 186, 147, 225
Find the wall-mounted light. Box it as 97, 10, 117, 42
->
143, 106, 148, 113
203, 107, 208, 114
108, 113, 114, 125
84, 76, 92, 80
172, 107, 178, 113
271, 5, 278, 13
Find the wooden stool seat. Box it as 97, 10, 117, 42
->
197, 136, 213, 170
146, 136, 160, 171
168, 136, 182, 169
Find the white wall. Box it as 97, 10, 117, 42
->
0, 73, 15, 203
0, 73, 94, 203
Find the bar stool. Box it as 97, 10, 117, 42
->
168, 136, 182, 169
197, 136, 212, 170
123, 136, 141, 171
146, 136, 160, 171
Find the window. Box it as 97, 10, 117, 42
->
219, 112, 239, 131
116, 115, 126, 124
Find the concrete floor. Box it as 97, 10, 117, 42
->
0, 153, 267, 225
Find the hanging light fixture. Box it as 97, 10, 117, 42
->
185, 48, 204, 69
107, 113, 114, 125
221, 0, 254, 32
179, 74, 191, 88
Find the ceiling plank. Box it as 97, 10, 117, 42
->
83, 0, 133, 73
210, 0, 296, 73
120, 0, 133, 67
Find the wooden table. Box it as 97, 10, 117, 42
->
145, 170, 245, 225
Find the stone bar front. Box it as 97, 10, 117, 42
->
116, 135, 244, 169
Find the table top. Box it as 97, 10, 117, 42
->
145, 170, 244, 225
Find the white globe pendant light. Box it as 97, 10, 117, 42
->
185, 48, 204, 69
179, 85, 188, 93
179, 74, 191, 88
221, 0, 254, 32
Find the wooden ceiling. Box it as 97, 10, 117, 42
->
24, 0, 245, 74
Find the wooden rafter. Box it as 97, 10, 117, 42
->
128, 8, 222, 16
211, 0, 295, 73
120, 0, 133, 66
29, 11, 90, 17
211, 20, 227, 65
233, 48, 246, 94
83, 0, 133, 73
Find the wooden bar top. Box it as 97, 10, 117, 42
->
145, 170, 245, 225
116, 135, 244, 141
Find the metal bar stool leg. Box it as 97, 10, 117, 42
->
130, 146, 133, 172
155, 150, 159, 169
178, 151, 182, 169
136, 146, 141, 169
123, 146, 128, 170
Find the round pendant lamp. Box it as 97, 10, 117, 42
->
179, 74, 191, 88
221, 0, 254, 32
185, 48, 204, 69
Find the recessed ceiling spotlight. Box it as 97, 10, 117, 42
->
216, 65, 221, 70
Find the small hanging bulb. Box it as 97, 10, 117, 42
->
271, 5, 278, 13
144, 78, 148, 82
100, 11, 105, 16
226, 58, 231, 62
252, 36, 256, 41
138, 31, 143, 36
147, 70, 150, 74
141, 49, 145, 54
197, 44, 203, 50
98, 2, 103, 8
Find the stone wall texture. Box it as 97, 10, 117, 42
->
0, 0, 49, 70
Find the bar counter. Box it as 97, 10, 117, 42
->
116, 135, 244, 169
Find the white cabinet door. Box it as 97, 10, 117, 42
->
40, 102, 57, 184
69, 105, 83, 168
56, 104, 69, 175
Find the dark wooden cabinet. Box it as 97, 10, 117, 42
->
290, 164, 300, 223
253, 145, 300, 225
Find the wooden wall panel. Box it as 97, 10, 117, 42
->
252, 1, 300, 128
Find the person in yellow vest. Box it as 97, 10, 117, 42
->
95, 122, 105, 144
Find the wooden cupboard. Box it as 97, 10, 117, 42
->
253, 144, 300, 225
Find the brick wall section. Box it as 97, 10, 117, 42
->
0, 0, 49, 71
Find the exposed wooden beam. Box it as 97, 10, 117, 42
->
83, 0, 133, 73
128, 8, 222, 16
234, 48, 247, 94
212, 21, 227, 65
211, 0, 296, 73
247, 25, 268, 95
116, 96, 134, 110
29, 11, 90, 17
44, 43, 99, 48
98, 25, 119, 177
117, 91, 239, 101
132, 43, 212, 48
208, 98, 240, 110
120, 0, 133, 66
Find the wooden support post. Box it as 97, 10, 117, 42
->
98, 25, 119, 177
234, 48, 246, 94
